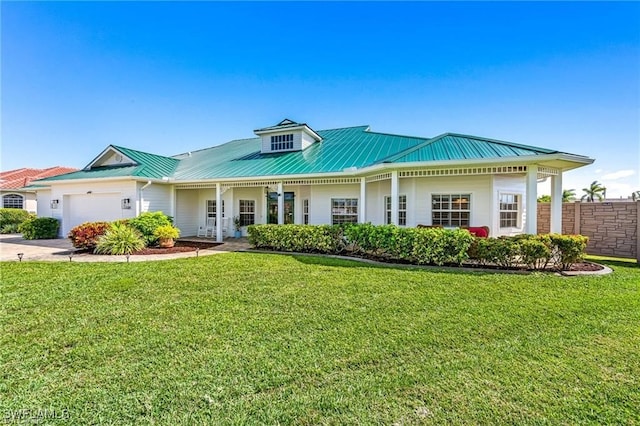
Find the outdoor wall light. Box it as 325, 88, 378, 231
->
50, 199, 59, 209
121, 198, 132, 209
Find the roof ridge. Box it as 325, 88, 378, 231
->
442, 132, 557, 154
172, 137, 260, 158
364, 128, 433, 141
374, 134, 439, 164
317, 125, 370, 132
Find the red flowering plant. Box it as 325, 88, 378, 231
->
68, 221, 112, 250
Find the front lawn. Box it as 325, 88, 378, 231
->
1, 254, 638, 424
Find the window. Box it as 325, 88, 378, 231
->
331, 198, 358, 224
239, 200, 255, 227
303, 199, 309, 225
2, 194, 24, 209
270, 134, 294, 151
385, 195, 407, 226
499, 194, 520, 228
432, 194, 470, 227
206, 200, 225, 220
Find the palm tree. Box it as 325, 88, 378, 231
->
581, 181, 606, 202
562, 189, 576, 202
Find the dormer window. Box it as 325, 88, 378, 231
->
255, 119, 323, 154
271, 134, 294, 151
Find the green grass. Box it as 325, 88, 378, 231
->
1, 254, 638, 424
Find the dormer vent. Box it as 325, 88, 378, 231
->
254, 119, 322, 154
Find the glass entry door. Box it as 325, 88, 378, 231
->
267, 192, 295, 224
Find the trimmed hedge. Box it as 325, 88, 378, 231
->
18, 217, 60, 240
248, 224, 475, 266
68, 222, 112, 250
469, 234, 588, 270
248, 224, 589, 270
0, 208, 31, 233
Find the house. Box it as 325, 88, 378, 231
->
34, 119, 594, 240
1, 167, 77, 213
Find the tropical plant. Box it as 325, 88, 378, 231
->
632, 191, 640, 201
153, 225, 180, 240
581, 181, 606, 202
563, 189, 576, 202
537, 195, 551, 203
68, 221, 112, 249
94, 222, 145, 255
233, 215, 242, 231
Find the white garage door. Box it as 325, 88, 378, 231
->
66, 193, 123, 234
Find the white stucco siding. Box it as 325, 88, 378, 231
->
139, 183, 172, 216
36, 190, 52, 218
309, 184, 360, 224
492, 174, 526, 237
365, 181, 389, 225
412, 175, 493, 228
48, 180, 137, 236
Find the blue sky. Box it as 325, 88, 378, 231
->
2, 2, 639, 198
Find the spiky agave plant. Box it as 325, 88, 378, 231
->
94, 222, 145, 255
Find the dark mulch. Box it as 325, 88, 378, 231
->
565, 262, 604, 272
133, 246, 198, 255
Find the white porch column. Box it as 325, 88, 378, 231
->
390, 170, 399, 225
277, 181, 284, 225
215, 183, 223, 242
550, 172, 563, 234
359, 177, 366, 223
526, 165, 538, 234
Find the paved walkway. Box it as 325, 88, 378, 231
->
0, 234, 250, 262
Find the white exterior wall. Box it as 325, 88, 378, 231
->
175, 189, 199, 236
0, 191, 36, 214
300, 132, 316, 150
412, 175, 493, 229
36, 190, 52, 218
138, 183, 172, 216
47, 180, 138, 236
309, 184, 360, 224
492, 174, 527, 237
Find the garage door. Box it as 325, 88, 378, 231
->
66, 193, 123, 234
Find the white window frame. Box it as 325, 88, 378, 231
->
239, 199, 255, 227
431, 193, 471, 227
303, 199, 309, 225
499, 193, 521, 229
206, 200, 225, 220
385, 195, 407, 226
2, 194, 24, 209
331, 198, 358, 225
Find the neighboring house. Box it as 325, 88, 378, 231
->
34, 119, 594, 239
0, 167, 77, 213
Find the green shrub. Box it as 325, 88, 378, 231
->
128, 212, 173, 246
0, 208, 31, 229
18, 217, 59, 239
411, 228, 474, 266
248, 224, 344, 254
549, 234, 589, 270
68, 221, 112, 249
1, 223, 20, 234
94, 222, 145, 255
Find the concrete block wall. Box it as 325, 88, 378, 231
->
538, 201, 638, 261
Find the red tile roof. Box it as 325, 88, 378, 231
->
0, 167, 78, 190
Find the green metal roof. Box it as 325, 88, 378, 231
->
33, 125, 586, 184
380, 133, 557, 164
36, 145, 180, 182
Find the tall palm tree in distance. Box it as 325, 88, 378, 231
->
581, 181, 606, 202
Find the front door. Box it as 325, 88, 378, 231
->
267, 192, 295, 224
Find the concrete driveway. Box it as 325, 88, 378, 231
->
0, 234, 239, 262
